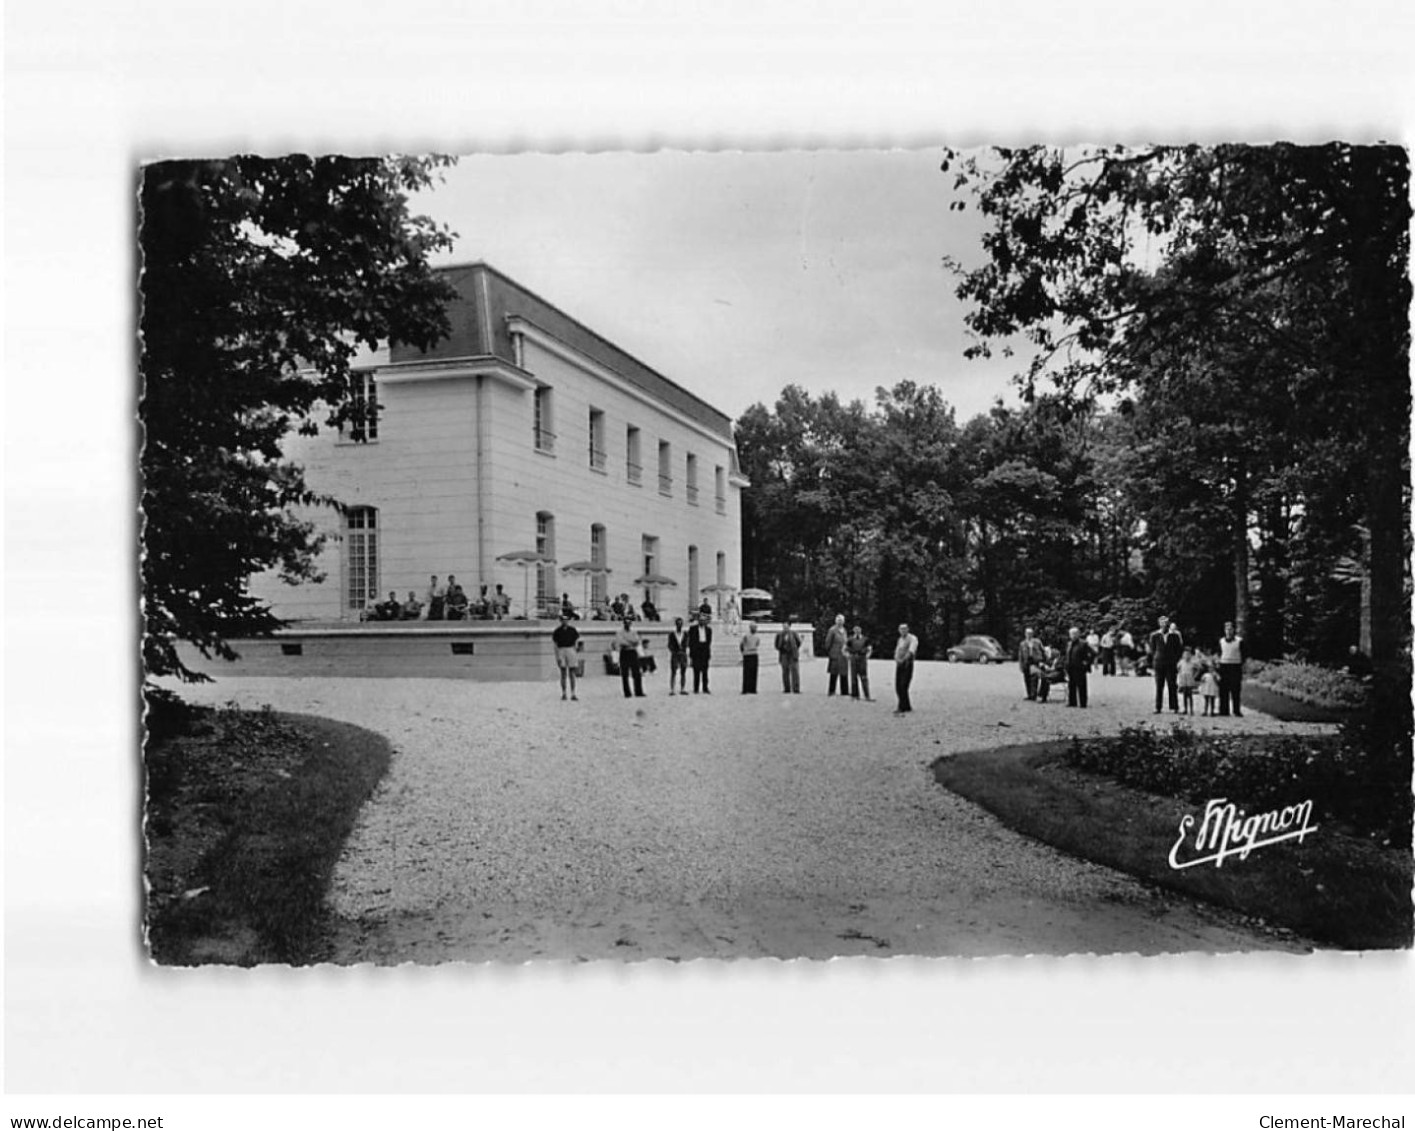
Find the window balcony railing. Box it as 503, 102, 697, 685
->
535, 427, 556, 454
658, 474, 673, 496
589, 445, 607, 471
626, 460, 643, 485
715, 494, 727, 515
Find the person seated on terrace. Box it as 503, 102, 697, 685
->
620, 596, 640, 621
375, 591, 403, 621
472, 584, 491, 619
560, 593, 579, 620
425, 575, 446, 620
698, 599, 713, 620
445, 584, 469, 620
640, 596, 660, 622
492, 584, 511, 620
609, 595, 625, 619
402, 591, 423, 620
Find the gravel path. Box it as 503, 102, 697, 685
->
175, 662, 1333, 961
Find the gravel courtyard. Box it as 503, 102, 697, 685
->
174, 660, 1334, 962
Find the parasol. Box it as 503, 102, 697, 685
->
697, 581, 737, 617
496, 549, 557, 618
560, 560, 611, 614
738, 587, 773, 601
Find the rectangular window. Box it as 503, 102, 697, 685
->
658, 440, 672, 496
688, 545, 699, 610
346, 371, 378, 442
589, 408, 607, 471
590, 524, 608, 608
536, 512, 556, 615
346, 507, 378, 612
626, 425, 642, 485
686, 452, 699, 506
715, 465, 727, 514
533, 386, 555, 453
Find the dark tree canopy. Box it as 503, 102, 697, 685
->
140, 156, 458, 682
941, 144, 1410, 670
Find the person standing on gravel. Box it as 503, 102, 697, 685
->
552, 613, 581, 701
614, 616, 645, 698
1064, 626, 1094, 708
824, 613, 849, 696
1149, 615, 1184, 713
666, 616, 690, 695
775, 618, 802, 693
1018, 626, 1044, 700
1217, 621, 1244, 717
847, 625, 873, 701
739, 622, 761, 693
893, 623, 918, 715
688, 612, 713, 694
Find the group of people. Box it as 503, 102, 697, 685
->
1016, 616, 1245, 715
552, 610, 922, 714
364, 575, 513, 622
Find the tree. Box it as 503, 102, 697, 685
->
140, 156, 458, 682
942, 144, 1410, 671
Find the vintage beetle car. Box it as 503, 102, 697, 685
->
945, 634, 1010, 664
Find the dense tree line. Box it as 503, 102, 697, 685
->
737, 375, 1388, 665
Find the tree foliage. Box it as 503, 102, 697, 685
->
140, 156, 458, 682
942, 144, 1410, 670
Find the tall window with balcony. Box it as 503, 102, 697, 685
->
588, 408, 606, 472
658, 440, 673, 496
533, 386, 555, 453
345, 371, 379, 442
626, 425, 642, 485
536, 512, 556, 616
590, 524, 608, 610
715, 465, 727, 514
345, 506, 378, 613
685, 452, 699, 506
642, 534, 660, 603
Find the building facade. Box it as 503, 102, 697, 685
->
249, 262, 748, 624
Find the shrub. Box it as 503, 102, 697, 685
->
1065, 723, 1409, 847
1249, 659, 1369, 711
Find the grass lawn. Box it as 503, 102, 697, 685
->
145, 703, 392, 965
932, 737, 1412, 950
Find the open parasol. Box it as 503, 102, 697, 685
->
496, 549, 557, 618
560, 560, 611, 614
698, 581, 737, 617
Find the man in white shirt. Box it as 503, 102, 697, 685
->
1217, 621, 1244, 717
893, 623, 919, 715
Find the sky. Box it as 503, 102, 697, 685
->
409, 149, 1020, 425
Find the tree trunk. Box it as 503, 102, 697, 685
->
1232, 458, 1251, 638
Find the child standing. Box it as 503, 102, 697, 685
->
1198, 658, 1221, 716
1176, 648, 1199, 715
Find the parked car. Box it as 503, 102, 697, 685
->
946, 634, 1010, 664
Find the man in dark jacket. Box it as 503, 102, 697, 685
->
1065, 626, 1095, 708
775, 618, 803, 693
687, 612, 714, 694
1149, 615, 1184, 713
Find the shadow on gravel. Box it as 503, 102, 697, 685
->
931, 736, 1413, 951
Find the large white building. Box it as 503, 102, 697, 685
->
251, 262, 749, 626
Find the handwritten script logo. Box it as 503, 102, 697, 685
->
1168, 797, 1318, 870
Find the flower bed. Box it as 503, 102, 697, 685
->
1247, 659, 1368, 711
